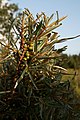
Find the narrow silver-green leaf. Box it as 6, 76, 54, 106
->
14, 65, 28, 89
40, 23, 62, 38
28, 71, 38, 90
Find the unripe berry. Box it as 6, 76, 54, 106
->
23, 57, 27, 61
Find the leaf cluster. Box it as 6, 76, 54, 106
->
0, 9, 80, 120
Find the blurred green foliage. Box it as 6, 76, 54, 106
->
60, 54, 80, 69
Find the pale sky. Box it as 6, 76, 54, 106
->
10, 0, 80, 55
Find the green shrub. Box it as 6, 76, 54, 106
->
0, 9, 80, 120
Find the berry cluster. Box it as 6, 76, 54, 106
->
23, 42, 33, 61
